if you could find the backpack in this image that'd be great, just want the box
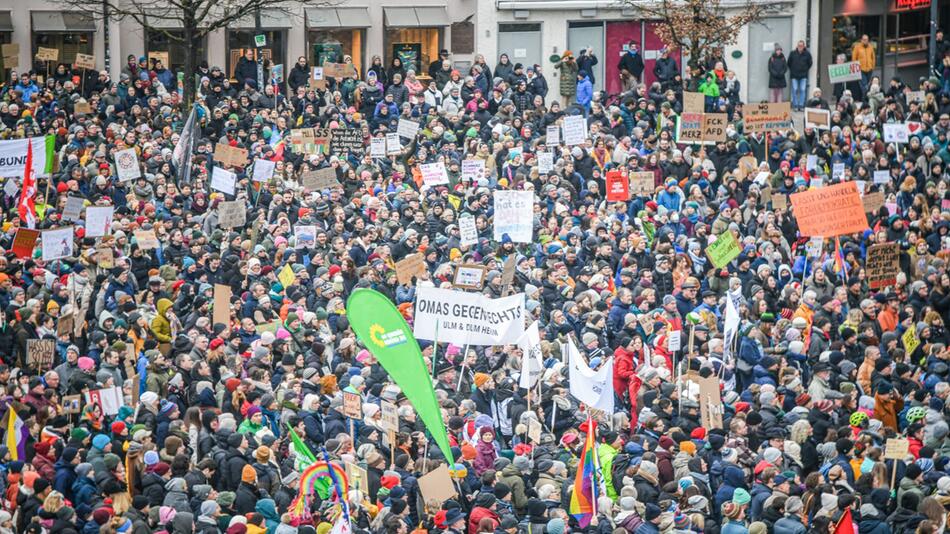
[610,453,633,494]
[211,446,229,487]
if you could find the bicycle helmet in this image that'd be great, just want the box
[849,411,868,427]
[906,406,927,423]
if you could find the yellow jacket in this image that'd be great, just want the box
[852,43,875,72]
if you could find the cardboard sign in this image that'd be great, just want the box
[309,67,327,89]
[744,102,792,133]
[345,461,369,493]
[683,91,704,113]
[1,44,18,68]
[395,253,426,285]
[330,128,364,153]
[866,242,899,289]
[605,170,629,201]
[862,191,885,214]
[74,101,92,115]
[453,264,487,290]
[417,464,458,504]
[790,182,867,237]
[629,171,655,196]
[323,62,357,79]
[133,229,159,250]
[676,112,703,143]
[74,53,96,70]
[701,113,727,143]
[148,51,170,68]
[213,284,232,326]
[827,61,862,84]
[500,254,517,291]
[213,143,249,168]
[804,108,831,130]
[884,438,910,460]
[902,324,920,355]
[36,47,59,62]
[706,232,742,269]
[56,310,74,337]
[771,193,787,211]
[27,339,56,370]
[380,400,399,433]
[301,167,339,190]
[342,391,362,419]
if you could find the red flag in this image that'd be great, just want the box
[834,507,855,534]
[17,141,37,228]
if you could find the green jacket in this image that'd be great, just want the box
[597,443,619,500]
[699,77,720,98]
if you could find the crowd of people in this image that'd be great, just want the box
[0,25,949,534]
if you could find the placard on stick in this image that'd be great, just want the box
[417,464,458,504]
[74,53,96,70]
[380,400,399,433]
[36,47,59,62]
[866,242,899,290]
[697,374,723,429]
[884,438,909,460]
[27,339,56,370]
[342,391,362,419]
[213,143,249,168]
[345,461,369,493]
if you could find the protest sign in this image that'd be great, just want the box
[213,143,248,168]
[277,265,295,289]
[805,237,824,257]
[12,229,39,259]
[605,170,629,201]
[323,62,357,79]
[386,133,401,154]
[210,166,236,195]
[906,90,925,103]
[683,91,704,113]
[133,229,159,250]
[453,264,487,290]
[806,155,818,171]
[420,162,449,186]
[294,225,316,249]
[562,115,587,146]
[676,112,703,143]
[697,374,724,429]
[3,178,17,197]
[96,246,114,269]
[114,148,141,181]
[36,47,59,62]
[771,193,787,211]
[370,137,386,158]
[537,151,554,174]
[309,67,326,89]
[546,125,560,146]
[27,339,55,370]
[395,253,426,285]
[902,324,920,355]
[873,170,891,184]
[701,113,727,143]
[461,159,485,183]
[213,284,232,326]
[270,63,283,83]
[1,45,16,69]
[790,181,867,237]
[74,101,92,115]
[668,330,682,351]
[330,128,364,153]
[629,171,655,196]
[87,386,122,416]
[85,206,114,237]
[380,400,399,433]
[884,438,910,460]
[493,190,534,243]
[252,158,275,182]
[397,119,420,139]
[865,242,899,289]
[62,196,84,222]
[744,102,792,133]
[706,232,742,268]
[417,464,457,505]
[804,108,831,129]
[342,391,362,418]
[862,191,885,214]
[42,227,74,261]
[147,51,170,69]
[0,136,53,178]
[414,286,525,346]
[811,176,825,188]
[883,123,909,143]
[831,163,845,182]
[74,53,96,70]
[345,461,369,495]
[518,321,543,389]
[218,200,247,228]
[301,167,339,190]
[500,254,517,293]
[827,61,862,83]
[459,215,478,247]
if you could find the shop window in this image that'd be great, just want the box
[384,28,441,75]
[831,15,881,61]
[33,32,92,71]
[227,30,286,81]
[146,30,208,74]
[308,29,363,76]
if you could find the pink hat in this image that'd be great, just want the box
[78,357,95,371]
[356,349,371,363]
[275,328,291,340]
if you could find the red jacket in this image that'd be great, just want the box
[468,506,499,534]
[613,346,636,396]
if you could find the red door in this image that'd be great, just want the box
[605,20,641,97]
[643,21,682,89]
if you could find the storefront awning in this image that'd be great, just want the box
[231,11,293,29]
[0,12,13,32]
[32,12,96,32]
[306,7,371,28]
[384,7,450,27]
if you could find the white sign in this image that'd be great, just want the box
[906,90,925,103]
[811,176,824,188]
[537,151,554,174]
[493,190,534,243]
[566,337,614,413]
[252,158,275,182]
[85,206,114,238]
[827,61,862,84]
[386,133,402,155]
[806,155,818,171]
[832,163,845,181]
[518,321,544,389]
[397,119,420,139]
[0,136,50,178]
[804,108,831,130]
[668,330,682,351]
[459,215,478,247]
[114,148,141,182]
[62,196,84,222]
[722,287,743,366]
[546,125,560,146]
[370,137,386,158]
[873,170,891,184]
[294,225,316,249]
[420,162,449,186]
[41,227,74,261]
[461,159,485,183]
[3,179,17,197]
[883,123,909,144]
[805,237,824,257]
[562,115,587,146]
[211,166,236,195]
[413,286,526,346]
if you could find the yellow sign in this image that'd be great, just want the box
[277,264,295,289]
[902,324,920,355]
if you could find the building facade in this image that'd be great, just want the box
[1,0,938,104]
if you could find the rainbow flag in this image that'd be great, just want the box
[834,237,849,280]
[569,417,600,527]
[5,407,28,461]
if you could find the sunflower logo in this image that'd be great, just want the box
[369,324,386,348]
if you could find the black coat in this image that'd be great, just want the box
[787,49,813,79]
[768,54,788,88]
[618,51,645,79]
[235,57,259,86]
[288,64,311,92]
[234,481,262,515]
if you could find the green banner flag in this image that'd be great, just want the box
[705,231,742,269]
[346,288,453,462]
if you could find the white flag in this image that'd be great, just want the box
[722,288,743,364]
[518,321,544,389]
[567,337,614,414]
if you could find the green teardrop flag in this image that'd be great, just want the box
[346,289,453,462]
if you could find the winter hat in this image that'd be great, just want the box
[92,434,111,450]
[144,450,159,466]
[242,465,257,483]
[733,488,751,506]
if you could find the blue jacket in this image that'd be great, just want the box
[576,75,593,109]
[607,301,631,336]
[14,81,40,102]
[53,461,78,501]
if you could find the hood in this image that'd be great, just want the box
[157,298,173,316]
[255,498,279,521]
[723,465,745,487]
[165,477,187,492]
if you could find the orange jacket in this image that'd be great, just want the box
[852,43,876,72]
[874,392,904,431]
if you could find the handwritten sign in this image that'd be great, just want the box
[323,62,357,79]
[301,167,339,190]
[380,400,399,433]
[330,128,364,153]
[133,229,159,250]
[562,115,587,146]
[36,47,59,62]
[461,159,485,183]
[744,102,792,133]
[546,125,560,146]
[790,181,867,237]
[213,143,249,168]
[884,438,910,460]
[74,53,96,70]
[701,113,727,143]
[420,162,449,186]
[27,339,56,370]
[395,253,426,285]
[706,232,742,269]
[218,200,247,228]
[342,391,362,418]
[862,191,885,214]
[676,112,703,143]
[827,61,862,84]
[771,193,787,211]
[866,242,899,289]
[397,119,420,139]
[683,91,704,113]
[629,171,655,196]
